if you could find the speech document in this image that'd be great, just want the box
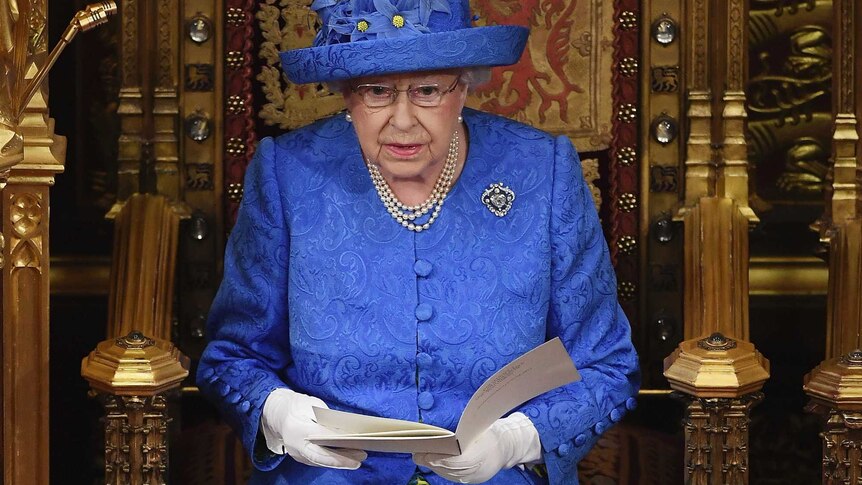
[308,337,580,455]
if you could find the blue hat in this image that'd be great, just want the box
[281,0,529,84]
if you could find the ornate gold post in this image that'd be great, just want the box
[680,0,714,211]
[3,2,58,483]
[665,333,769,483]
[804,349,862,483]
[1,3,116,483]
[81,331,189,485]
[802,1,862,482]
[113,0,181,203]
[664,0,768,483]
[819,0,862,360]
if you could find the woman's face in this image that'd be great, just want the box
[343,70,468,183]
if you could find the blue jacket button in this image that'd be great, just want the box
[625,397,637,410]
[610,408,623,422]
[218,382,231,397]
[201,368,215,380]
[557,442,572,457]
[227,391,242,404]
[574,433,587,446]
[414,260,433,277]
[594,421,606,435]
[418,391,435,410]
[239,401,251,413]
[415,303,433,321]
[417,352,433,368]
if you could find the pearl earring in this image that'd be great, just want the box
[345,112,353,122]
[457,114,463,123]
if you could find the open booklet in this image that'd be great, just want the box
[308,337,580,455]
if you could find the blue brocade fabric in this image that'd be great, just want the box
[197,108,641,485]
[281,25,529,84]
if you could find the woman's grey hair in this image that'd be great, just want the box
[458,67,492,91]
[326,66,492,94]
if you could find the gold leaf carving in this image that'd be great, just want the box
[122,0,138,86]
[11,240,39,268]
[747,3,833,204]
[581,157,601,211]
[10,192,41,237]
[255,0,343,129]
[28,0,47,55]
[157,0,172,88]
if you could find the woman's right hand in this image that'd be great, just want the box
[261,388,367,469]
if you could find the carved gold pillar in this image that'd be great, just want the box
[664,0,768,483]
[115,0,181,203]
[1,0,64,483]
[716,0,757,224]
[81,331,189,485]
[803,1,862,482]
[665,334,768,484]
[819,0,862,360]
[804,348,862,483]
[680,0,714,210]
[2,141,62,485]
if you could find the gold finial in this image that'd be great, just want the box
[115,330,156,349]
[697,332,737,351]
[840,349,862,367]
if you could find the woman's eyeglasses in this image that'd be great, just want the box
[351,78,460,108]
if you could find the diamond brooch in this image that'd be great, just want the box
[482,182,515,217]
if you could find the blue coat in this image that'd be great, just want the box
[197,108,640,485]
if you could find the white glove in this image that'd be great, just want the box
[412,412,542,484]
[261,388,367,469]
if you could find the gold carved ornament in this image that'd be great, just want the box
[255,0,343,129]
[747,8,833,202]
[82,331,190,484]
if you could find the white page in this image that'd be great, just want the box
[454,337,580,448]
[310,407,459,454]
[309,433,461,455]
[313,407,450,435]
[308,337,579,455]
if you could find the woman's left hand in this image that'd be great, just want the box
[412,412,542,484]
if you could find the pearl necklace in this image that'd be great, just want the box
[367,131,459,232]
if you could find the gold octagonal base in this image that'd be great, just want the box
[804,350,862,411]
[81,331,190,396]
[664,333,770,398]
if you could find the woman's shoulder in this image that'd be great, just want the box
[463,108,555,145]
[463,109,562,178]
[266,113,355,158]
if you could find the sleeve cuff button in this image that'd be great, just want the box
[594,421,606,434]
[218,382,231,397]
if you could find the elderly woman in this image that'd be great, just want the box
[197,1,640,484]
